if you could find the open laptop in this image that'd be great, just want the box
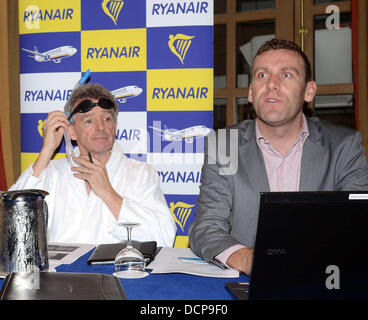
[228,191,368,300]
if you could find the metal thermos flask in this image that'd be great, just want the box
[0,189,49,273]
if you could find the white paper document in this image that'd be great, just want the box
[47,242,95,270]
[147,247,239,278]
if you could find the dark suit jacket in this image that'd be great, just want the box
[189,117,368,264]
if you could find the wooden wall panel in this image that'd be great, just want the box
[358,0,368,154]
[0,0,20,188]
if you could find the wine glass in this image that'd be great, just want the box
[113,222,148,279]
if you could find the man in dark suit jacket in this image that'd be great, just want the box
[189,39,368,275]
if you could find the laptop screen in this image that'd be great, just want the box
[249,191,368,300]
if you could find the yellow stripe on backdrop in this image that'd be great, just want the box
[19,0,81,34]
[81,29,147,72]
[21,152,66,173]
[147,68,213,111]
[174,236,189,248]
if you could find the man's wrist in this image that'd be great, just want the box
[215,244,247,268]
[32,149,54,177]
[226,247,254,275]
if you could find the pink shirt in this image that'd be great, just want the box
[216,115,309,267]
[255,114,309,192]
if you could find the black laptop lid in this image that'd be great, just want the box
[249,191,368,300]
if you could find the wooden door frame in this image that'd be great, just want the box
[0,0,20,188]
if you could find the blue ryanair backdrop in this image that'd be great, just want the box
[20,32,81,73]
[90,71,147,112]
[19,0,213,248]
[147,26,213,69]
[81,0,146,29]
[147,111,212,153]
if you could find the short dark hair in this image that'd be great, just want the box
[65,83,119,122]
[253,39,312,82]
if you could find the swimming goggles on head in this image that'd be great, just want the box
[67,97,116,122]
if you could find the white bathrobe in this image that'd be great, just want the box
[10,142,177,247]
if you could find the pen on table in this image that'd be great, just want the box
[88,152,93,163]
[178,257,204,261]
[178,257,206,264]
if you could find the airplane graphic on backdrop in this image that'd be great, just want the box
[22,45,77,63]
[149,124,211,143]
[111,85,142,103]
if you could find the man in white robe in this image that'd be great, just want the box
[10,83,177,247]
